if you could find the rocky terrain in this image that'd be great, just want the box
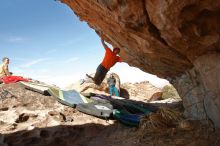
[120,81,162,101]
[66,74,164,102]
[0,82,220,146]
[61,0,220,128]
[0,0,219,145]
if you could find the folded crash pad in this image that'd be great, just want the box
[20,81,52,95]
[113,109,142,127]
[112,99,153,127]
[48,87,89,107]
[76,99,113,118]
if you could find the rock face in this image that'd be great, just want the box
[172,54,220,126]
[62,0,220,127]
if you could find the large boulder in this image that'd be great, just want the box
[121,81,162,101]
[62,0,220,127]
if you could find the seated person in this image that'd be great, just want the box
[0,57,12,78]
[0,57,29,84]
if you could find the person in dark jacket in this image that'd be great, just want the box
[107,74,119,96]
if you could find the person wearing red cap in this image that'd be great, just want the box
[87,37,121,85]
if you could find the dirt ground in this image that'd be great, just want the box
[0,83,219,146]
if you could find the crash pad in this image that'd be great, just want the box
[48,87,89,107]
[112,99,153,127]
[90,95,152,114]
[76,99,113,118]
[20,81,52,95]
[113,109,142,126]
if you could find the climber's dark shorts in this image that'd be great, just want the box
[94,64,109,85]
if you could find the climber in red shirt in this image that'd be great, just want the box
[87,37,121,85]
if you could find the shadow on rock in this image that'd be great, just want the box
[120,88,130,99]
[2,123,133,146]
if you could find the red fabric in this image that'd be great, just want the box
[101,47,121,70]
[1,76,29,84]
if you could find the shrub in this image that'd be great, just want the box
[162,85,180,99]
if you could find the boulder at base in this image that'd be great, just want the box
[66,73,120,96]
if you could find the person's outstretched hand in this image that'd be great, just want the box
[101,37,105,44]
[100,35,104,40]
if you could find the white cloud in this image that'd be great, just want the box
[111,63,170,88]
[13,58,28,61]
[59,34,89,47]
[43,63,170,89]
[45,49,57,54]
[6,36,27,43]
[65,57,79,63]
[12,62,170,89]
[59,38,82,47]
[21,58,49,68]
[12,67,24,75]
[12,67,49,76]
[37,75,83,88]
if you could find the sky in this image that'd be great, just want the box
[0,0,170,88]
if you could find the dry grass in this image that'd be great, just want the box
[133,108,220,146]
[139,107,184,131]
